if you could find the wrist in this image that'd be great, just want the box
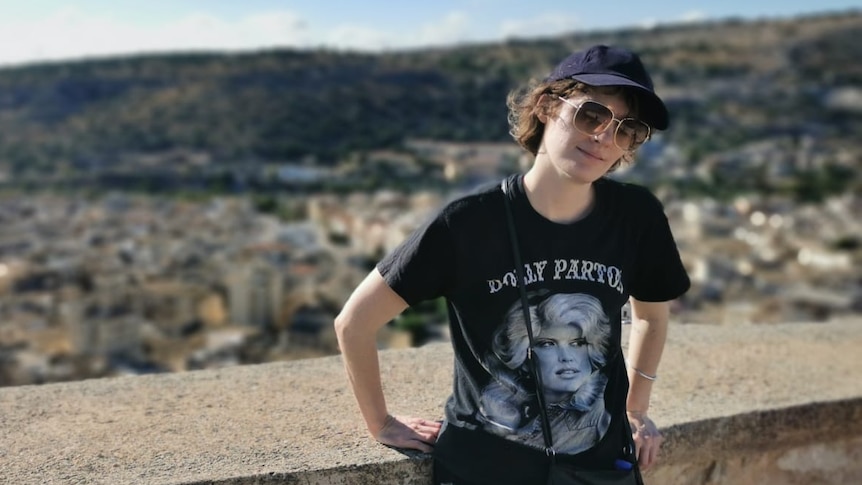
[367,412,393,437]
[375,413,396,436]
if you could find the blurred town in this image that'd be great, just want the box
[1,136,859,387]
[1,11,861,386]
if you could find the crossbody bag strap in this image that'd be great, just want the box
[500,178,556,459]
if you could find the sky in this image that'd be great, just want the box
[0,0,859,67]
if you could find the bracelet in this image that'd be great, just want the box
[631,366,658,381]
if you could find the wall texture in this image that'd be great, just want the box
[1,319,861,484]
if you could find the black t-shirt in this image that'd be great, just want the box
[378,174,690,484]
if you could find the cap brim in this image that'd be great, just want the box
[570,73,669,130]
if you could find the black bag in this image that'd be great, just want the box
[543,416,642,484]
[501,179,644,485]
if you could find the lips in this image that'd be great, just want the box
[556,368,580,377]
[577,146,603,161]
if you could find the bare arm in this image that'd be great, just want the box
[625,297,670,470]
[334,268,441,452]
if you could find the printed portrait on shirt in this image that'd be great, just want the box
[477,292,612,454]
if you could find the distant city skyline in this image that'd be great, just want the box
[0,0,859,68]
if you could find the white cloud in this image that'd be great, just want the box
[416,11,470,46]
[326,11,472,52]
[152,11,311,51]
[0,6,126,64]
[679,10,708,23]
[638,18,659,29]
[326,24,394,51]
[0,7,315,66]
[0,6,586,66]
[499,13,580,39]
[639,10,708,29]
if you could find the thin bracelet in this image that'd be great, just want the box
[631,366,658,381]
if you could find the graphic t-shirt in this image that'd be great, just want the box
[378,174,690,484]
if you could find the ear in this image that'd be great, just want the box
[536,94,550,123]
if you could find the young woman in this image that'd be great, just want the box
[335,44,690,484]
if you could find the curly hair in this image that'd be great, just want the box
[492,292,611,374]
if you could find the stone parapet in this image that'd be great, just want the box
[1,319,861,484]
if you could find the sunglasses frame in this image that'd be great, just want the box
[556,96,651,151]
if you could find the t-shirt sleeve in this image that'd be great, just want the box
[628,193,690,302]
[377,211,455,306]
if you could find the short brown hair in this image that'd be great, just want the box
[507,80,643,170]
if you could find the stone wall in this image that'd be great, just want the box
[1,319,860,484]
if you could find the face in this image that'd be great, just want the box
[532,320,593,403]
[537,91,632,185]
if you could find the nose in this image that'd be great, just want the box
[592,129,612,144]
[557,346,573,362]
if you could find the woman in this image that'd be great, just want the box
[335,44,690,484]
[479,293,612,456]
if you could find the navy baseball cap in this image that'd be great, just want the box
[546,45,669,130]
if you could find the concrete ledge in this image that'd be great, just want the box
[2,319,861,484]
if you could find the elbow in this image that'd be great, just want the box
[333,311,351,342]
[334,310,365,348]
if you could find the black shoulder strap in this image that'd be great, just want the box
[501,178,645,484]
[500,178,556,457]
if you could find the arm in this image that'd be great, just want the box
[334,268,441,452]
[625,297,670,470]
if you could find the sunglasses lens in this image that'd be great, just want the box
[569,98,650,150]
[616,120,650,150]
[573,101,613,135]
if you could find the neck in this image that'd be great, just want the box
[522,169,596,224]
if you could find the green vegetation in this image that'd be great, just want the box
[0,11,859,201]
[393,297,448,346]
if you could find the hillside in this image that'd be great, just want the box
[0,10,859,196]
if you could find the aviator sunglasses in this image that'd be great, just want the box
[557,96,651,151]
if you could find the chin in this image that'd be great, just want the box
[561,157,610,177]
[560,168,605,186]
